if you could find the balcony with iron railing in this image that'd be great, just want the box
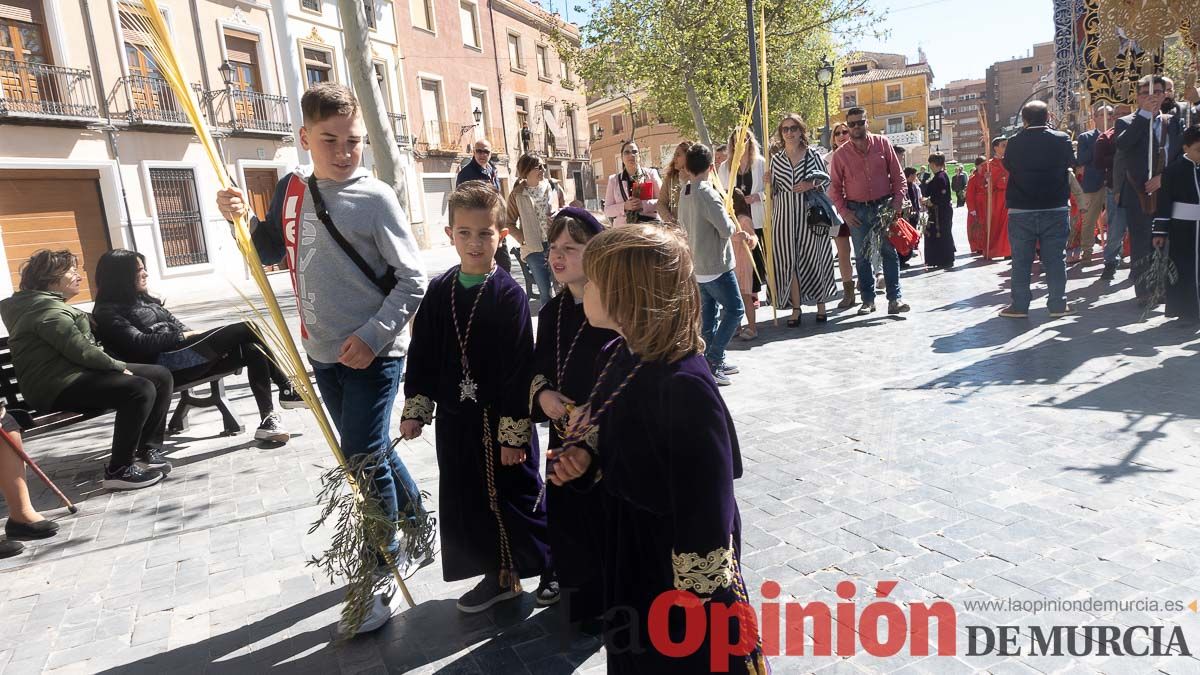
[0,59,100,124]
[417,121,505,155]
[520,133,587,160]
[388,112,412,147]
[202,87,291,136]
[108,75,191,128]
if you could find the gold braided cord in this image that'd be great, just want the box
[481,408,520,591]
[126,1,415,610]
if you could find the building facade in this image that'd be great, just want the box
[837,51,934,166]
[0,0,588,306]
[932,78,988,163]
[985,41,1055,138]
[0,0,298,304]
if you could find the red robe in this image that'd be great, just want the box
[965,168,984,253]
[971,159,1010,259]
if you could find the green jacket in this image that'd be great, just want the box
[0,290,126,411]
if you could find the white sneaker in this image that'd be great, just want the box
[338,577,397,636]
[254,412,290,443]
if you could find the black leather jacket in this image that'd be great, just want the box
[92,297,189,364]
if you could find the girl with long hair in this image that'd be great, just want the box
[659,140,693,225]
[827,121,857,307]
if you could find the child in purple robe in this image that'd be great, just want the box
[529,208,617,628]
[550,224,768,674]
[400,182,552,613]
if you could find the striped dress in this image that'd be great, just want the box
[770,148,838,308]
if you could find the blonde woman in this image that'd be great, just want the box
[718,130,768,305]
[658,141,693,225]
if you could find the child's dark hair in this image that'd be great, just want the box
[1182,124,1200,148]
[904,167,918,177]
[301,83,359,125]
[929,153,946,167]
[548,214,596,246]
[731,189,751,220]
[685,143,713,176]
[448,181,503,228]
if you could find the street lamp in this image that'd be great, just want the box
[815,55,835,150]
[472,106,483,124]
[217,60,237,129]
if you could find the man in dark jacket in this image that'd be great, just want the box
[1074,105,1113,264]
[455,138,511,272]
[1114,75,1169,302]
[1000,100,1076,319]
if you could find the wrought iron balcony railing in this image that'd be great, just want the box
[0,59,100,122]
[111,75,190,125]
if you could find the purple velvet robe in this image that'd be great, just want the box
[583,342,767,674]
[530,290,618,622]
[401,267,550,583]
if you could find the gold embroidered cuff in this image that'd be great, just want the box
[401,394,435,425]
[529,374,551,412]
[672,536,735,596]
[498,416,532,447]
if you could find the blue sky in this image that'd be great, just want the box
[540,0,1057,87]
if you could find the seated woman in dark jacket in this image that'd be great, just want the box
[91,249,300,444]
[0,250,172,491]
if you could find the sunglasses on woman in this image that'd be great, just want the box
[834,130,849,137]
[781,125,802,134]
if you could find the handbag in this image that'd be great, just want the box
[305,174,397,295]
[806,202,834,236]
[889,217,922,258]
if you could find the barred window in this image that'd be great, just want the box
[149,168,209,267]
[301,0,320,11]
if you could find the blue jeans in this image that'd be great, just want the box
[522,251,554,302]
[1008,209,1069,312]
[1103,190,1127,265]
[847,202,901,302]
[311,356,422,558]
[698,270,745,368]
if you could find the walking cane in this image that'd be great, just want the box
[0,427,78,514]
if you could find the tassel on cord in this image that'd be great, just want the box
[127,1,417,634]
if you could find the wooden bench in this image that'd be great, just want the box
[0,337,246,440]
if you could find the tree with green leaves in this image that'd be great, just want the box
[548,0,883,147]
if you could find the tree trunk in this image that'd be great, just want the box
[336,0,422,244]
[683,71,711,146]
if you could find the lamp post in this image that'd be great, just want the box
[217,60,237,130]
[462,106,483,153]
[816,55,835,150]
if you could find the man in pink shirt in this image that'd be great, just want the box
[829,107,911,315]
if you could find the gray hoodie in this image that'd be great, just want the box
[250,168,427,364]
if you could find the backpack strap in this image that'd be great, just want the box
[306,174,396,296]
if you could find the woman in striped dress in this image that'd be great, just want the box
[769,114,838,326]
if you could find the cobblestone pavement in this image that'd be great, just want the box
[3,208,1200,674]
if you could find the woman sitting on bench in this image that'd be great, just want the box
[0,250,172,491]
[92,249,302,445]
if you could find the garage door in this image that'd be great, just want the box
[0,169,111,303]
[422,176,454,233]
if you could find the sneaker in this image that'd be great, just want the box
[278,386,309,410]
[718,363,739,375]
[135,447,173,475]
[1048,305,1077,318]
[536,578,561,606]
[887,301,910,315]
[338,574,398,636]
[857,303,876,316]
[1100,263,1117,281]
[711,368,732,387]
[999,306,1029,318]
[103,464,164,491]
[456,575,520,614]
[254,413,291,443]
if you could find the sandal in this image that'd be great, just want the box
[815,313,828,323]
[738,329,758,341]
[786,311,802,328]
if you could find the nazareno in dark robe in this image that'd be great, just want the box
[529,289,619,623]
[1153,154,1200,322]
[575,341,767,675]
[401,267,550,586]
[924,169,957,268]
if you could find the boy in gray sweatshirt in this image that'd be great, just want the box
[216,83,427,635]
[677,143,746,386]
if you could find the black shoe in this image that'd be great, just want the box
[254,412,291,443]
[278,386,309,410]
[1100,263,1117,281]
[0,539,22,559]
[135,447,173,475]
[103,464,164,491]
[456,575,520,613]
[5,519,59,541]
